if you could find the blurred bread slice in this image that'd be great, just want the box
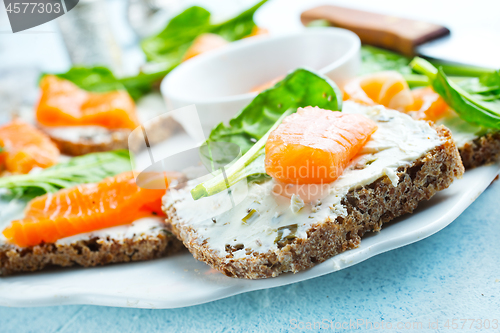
[38,94,180,156]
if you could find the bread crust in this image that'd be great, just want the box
[459,132,500,169]
[164,126,464,279]
[47,129,130,156]
[40,116,180,156]
[0,230,184,276]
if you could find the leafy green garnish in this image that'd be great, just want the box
[46,66,170,101]
[210,1,266,41]
[411,57,500,129]
[360,45,413,76]
[141,6,211,64]
[141,0,267,62]
[54,67,123,93]
[0,150,132,198]
[208,68,342,154]
[191,69,342,200]
[359,45,494,88]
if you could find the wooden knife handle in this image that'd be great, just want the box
[301,5,449,57]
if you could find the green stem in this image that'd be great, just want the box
[191,110,293,200]
[404,74,430,88]
[405,73,474,88]
[429,60,495,77]
[410,57,438,80]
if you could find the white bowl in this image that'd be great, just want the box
[161,27,361,138]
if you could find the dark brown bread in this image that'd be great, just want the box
[0,229,183,276]
[458,132,500,169]
[164,126,464,279]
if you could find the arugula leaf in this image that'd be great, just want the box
[411,57,500,129]
[191,69,342,200]
[208,68,342,154]
[141,0,267,62]
[0,150,132,198]
[0,146,4,153]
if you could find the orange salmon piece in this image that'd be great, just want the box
[36,75,139,130]
[343,71,414,112]
[250,76,284,93]
[408,86,449,122]
[2,171,177,247]
[0,120,59,174]
[182,33,228,62]
[244,26,269,38]
[265,107,378,184]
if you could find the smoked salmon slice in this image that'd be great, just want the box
[265,107,378,184]
[343,72,450,122]
[408,86,449,122]
[36,75,139,130]
[2,171,177,247]
[343,71,414,112]
[0,120,59,174]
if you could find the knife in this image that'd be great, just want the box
[301,5,500,69]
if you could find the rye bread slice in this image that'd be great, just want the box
[0,221,184,276]
[163,126,464,279]
[458,132,500,169]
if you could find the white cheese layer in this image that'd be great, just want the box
[165,102,445,259]
[42,126,130,143]
[436,112,489,148]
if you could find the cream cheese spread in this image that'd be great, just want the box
[436,112,488,148]
[165,102,445,259]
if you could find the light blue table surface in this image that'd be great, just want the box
[1,179,499,332]
[1,0,500,332]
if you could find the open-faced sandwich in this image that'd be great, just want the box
[162,69,464,279]
[0,151,183,275]
[35,74,179,156]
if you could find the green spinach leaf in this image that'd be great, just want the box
[360,45,412,76]
[141,0,267,62]
[53,66,123,92]
[411,57,500,129]
[141,6,212,63]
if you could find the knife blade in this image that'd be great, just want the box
[301,5,500,69]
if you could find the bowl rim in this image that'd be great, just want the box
[160,27,361,105]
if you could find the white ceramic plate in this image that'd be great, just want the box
[0,163,498,309]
